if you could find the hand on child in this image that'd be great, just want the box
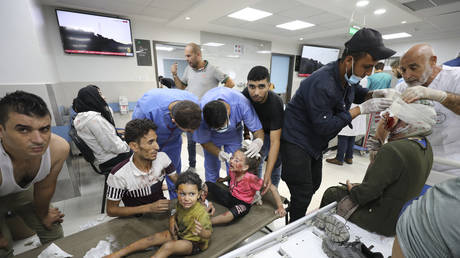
[149,199,170,213]
[169,221,179,240]
[206,202,216,216]
[275,207,287,218]
[217,177,228,183]
[192,219,203,236]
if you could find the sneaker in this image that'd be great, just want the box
[312,213,350,243]
[322,238,384,258]
[345,158,353,164]
[183,167,196,173]
[322,238,366,258]
[326,158,343,166]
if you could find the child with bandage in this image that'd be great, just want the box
[106,171,212,258]
[205,148,286,225]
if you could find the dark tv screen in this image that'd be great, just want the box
[56,9,134,56]
[299,45,340,77]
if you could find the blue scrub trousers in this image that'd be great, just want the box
[161,138,182,199]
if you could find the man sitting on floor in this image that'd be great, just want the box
[105,119,178,217]
[320,98,436,236]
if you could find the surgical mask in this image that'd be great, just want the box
[213,116,231,133]
[344,58,362,85]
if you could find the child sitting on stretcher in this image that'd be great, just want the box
[106,171,212,258]
[205,148,286,225]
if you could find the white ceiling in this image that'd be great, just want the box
[40,0,460,47]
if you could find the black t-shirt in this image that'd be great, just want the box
[242,88,284,134]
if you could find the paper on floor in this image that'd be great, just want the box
[38,243,73,258]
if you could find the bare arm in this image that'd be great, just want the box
[171,63,186,90]
[33,134,69,226]
[168,173,178,184]
[106,199,170,217]
[349,106,362,119]
[261,129,281,195]
[269,184,286,217]
[201,142,221,157]
[441,92,460,115]
[252,129,264,141]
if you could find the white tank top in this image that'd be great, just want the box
[0,142,51,196]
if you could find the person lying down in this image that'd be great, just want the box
[205,148,286,225]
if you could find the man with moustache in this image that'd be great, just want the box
[0,91,69,257]
[398,44,460,176]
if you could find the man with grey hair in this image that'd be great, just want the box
[398,43,460,176]
[171,42,235,173]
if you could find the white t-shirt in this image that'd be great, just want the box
[397,65,460,176]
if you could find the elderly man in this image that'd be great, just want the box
[171,43,234,174]
[0,91,69,257]
[398,44,460,176]
[281,28,396,222]
[320,98,436,236]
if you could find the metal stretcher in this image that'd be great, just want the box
[15,190,285,258]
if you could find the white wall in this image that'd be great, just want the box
[387,36,460,64]
[0,0,57,84]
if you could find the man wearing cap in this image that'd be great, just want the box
[281,28,396,222]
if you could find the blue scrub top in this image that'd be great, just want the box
[194,87,262,146]
[132,88,199,148]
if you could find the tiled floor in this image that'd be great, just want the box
[12,134,369,255]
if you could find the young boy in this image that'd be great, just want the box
[106,171,212,257]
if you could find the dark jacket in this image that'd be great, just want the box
[349,137,433,236]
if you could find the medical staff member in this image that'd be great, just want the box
[282,28,396,222]
[132,88,201,198]
[194,87,264,182]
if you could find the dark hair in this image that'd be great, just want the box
[124,119,158,144]
[374,62,385,70]
[390,59,400,69]
[171,101,201,130]
[247,66,270,82]
[203,100,227,129]
[238,148,261,176]
[175,171,202,191]
[72,85,115,127]
[0,91,50,126]
[340,50,370,63]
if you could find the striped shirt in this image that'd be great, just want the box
[106,152,175,207]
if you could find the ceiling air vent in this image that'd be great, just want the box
[403,0,460,11]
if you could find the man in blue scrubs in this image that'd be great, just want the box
[132,88,201,198]
[194,87,264,182]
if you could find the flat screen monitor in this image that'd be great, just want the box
[56,9,134,56]
[299,45,340,77]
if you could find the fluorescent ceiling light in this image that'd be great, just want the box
[374,9,386,15]
[226,54,240,58]
[203,42,225,47]
[299,37,304,40]
[228,7,272,22]
[401,20,407,24]
[356,1,369,7]
[382,32,412,40]
[276,20,315,31]
[256,50,271,54]
[156,46,174,51]
[185,16,191,20]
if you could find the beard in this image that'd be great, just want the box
[406,65,433,87]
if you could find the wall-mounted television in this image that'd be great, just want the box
[298,45,340,77]
[56,9,134,56]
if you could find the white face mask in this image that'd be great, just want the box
[344,58,363,85]
[212,115,230,133]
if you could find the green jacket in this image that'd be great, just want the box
[349,137,433,236]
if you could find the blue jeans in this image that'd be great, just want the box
[335,135,356,162]
[186,132,196,168]
[257,133,281,187]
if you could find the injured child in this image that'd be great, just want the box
[206,148,286,225]
[320,98,437,236]
[105,171,212,258]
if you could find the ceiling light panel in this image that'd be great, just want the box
[203,42,225,47]
[228,7,272,22]
[276,20,315,31]
[374,9,386,15]
[382,32,412,40]
[356,1,369,7]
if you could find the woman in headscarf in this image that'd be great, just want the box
[72,85,131,171]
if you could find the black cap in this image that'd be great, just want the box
[344,28,396,60]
